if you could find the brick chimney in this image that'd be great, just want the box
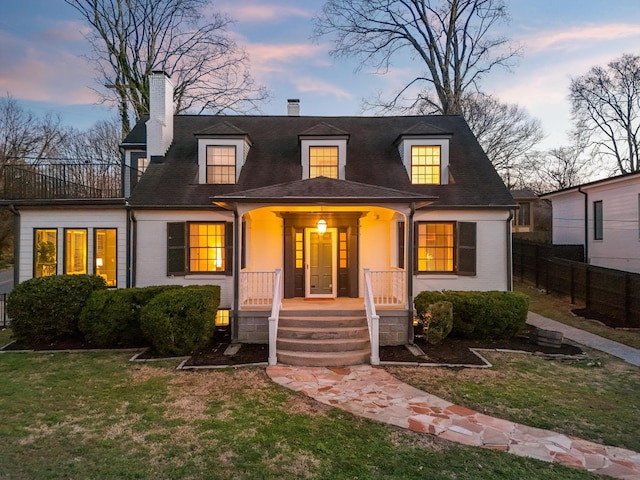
[287,98,300,116]
[146,71,174,158]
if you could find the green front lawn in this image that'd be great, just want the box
[0,350,597,479]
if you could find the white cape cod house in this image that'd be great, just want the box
[4,72,517,365]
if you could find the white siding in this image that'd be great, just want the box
[548,176,640,274]
[412,209,511,294]
[133,210,234,308]
[17,208,127,287]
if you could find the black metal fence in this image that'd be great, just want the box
[513,239,640,328]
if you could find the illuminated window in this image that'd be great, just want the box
[65,229,88,275]
[215,309,230,327]
[416,223,454,272]
[339,232,347,268]
[309,146,339,179]
[295,232,303,269]
[206,145,236,184]
[95,229,117,287]
[411,145,441,184]
[34,229,57,278]
[189,223,226,272]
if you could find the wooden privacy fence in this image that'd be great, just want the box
[513,239,640,328]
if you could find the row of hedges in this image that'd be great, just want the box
[7,275,221,355]
[414,290,529,340]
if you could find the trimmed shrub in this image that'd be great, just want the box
[414,290,529,340]
[79,285,183,347]
[7,275,107,344]
[139,285,220,356]
[422,301,453,345]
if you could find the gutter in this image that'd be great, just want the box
[127,208,137,288]
[232,205,240,343]
[506,209,514,291]
[578,187,588,263]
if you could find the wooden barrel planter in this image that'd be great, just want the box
[532,327,564,348]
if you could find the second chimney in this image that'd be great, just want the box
[147,71,174,158]
[287,98,300,116]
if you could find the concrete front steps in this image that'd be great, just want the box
[276,310,371,367]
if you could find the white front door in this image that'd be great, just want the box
[305,227,337,298]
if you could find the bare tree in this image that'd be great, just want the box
[0,95,66,167]
[537,136,594,192]
[570,53,640,174]
[65,0,268,134]
[315,0,519,114]
[460,93,543,186]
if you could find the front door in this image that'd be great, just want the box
[305,228,337,298]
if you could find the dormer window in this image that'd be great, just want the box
[396,122,451,185]
[207,145,236,184]
[309,146,339,179]
[299,122,349,180]
[195,122,251,185]
[411,145,441,184]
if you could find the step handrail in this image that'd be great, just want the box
[268,268,283,366]
[363,268,380,365]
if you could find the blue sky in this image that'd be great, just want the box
[2,0,640,151]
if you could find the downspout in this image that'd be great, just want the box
[578,187,588,263]
[506,209,514,291]
[232,205,240,343]
[9,204,19,287]
[407,202,416,343]
[127,208,137,288]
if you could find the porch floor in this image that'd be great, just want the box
[241,297,405,311]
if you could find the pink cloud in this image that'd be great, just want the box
[294,76,352,99]
[524,23,640,53]
[217,3,314,22]
[38,21,91,43]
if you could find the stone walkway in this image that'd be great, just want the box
[267,365,640,479]
[527,312,640,367]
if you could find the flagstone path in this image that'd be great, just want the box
[267,364,640,479]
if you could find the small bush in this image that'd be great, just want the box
[79,285,183,347]
[422,301,453,345]
[139,285,220,356]
[414,290,529,340]
[7,275,107,344]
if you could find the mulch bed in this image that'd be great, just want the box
[3,327,583,367]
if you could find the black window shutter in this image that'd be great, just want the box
[397,221,405,269]
[167,222,186,275]
[225,222,234,275]
[457,222,476,276]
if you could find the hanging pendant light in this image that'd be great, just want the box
[317,219,327,234]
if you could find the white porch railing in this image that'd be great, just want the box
[369,268,406,307]
[268,269,283,366]
[239,270,276,307]
[363,268,380,365]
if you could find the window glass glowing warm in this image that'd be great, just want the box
[206,145,236,184]
[309,146,338,179]
[189,223,225,272]
[411,145,441,184]
[34,229,57,278]
[95,229,117,287]
[65,229,87,274]
[416,222,453,272]
[295,232,303,269]
[215,309,230,326]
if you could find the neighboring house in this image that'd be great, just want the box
[3,72,516,363]
[511,189,551,242]
[542,172,640,274]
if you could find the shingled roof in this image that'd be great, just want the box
[124,115,515,209]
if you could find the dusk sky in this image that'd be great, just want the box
[2,0,640,153]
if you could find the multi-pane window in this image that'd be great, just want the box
[34,229,57,278]
[95,229,117,287]
[65,229,87,275]
[517,202,531,226]
[411,145,441,184]
[309,146,339,179]
[339,232,348,269]
[189,223,226,272]
[594,200,603,240]
[215,309,230,327]
[206,145,236,184]
[295,232,304,269]
[416,222,454,272]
